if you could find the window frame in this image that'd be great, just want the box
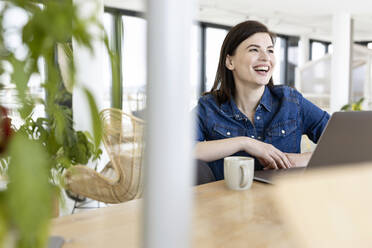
[200,22,230,93]
[103,7,300,100]
[309,39,331,60]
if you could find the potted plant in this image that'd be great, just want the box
[341,97,364,111]
[0,0,116,247]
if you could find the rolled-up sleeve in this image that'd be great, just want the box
[194,100,207,142]
[301,96,330,143]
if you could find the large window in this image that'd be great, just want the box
[0,4,46,128]
[287,36,299,87]
[121,15,147,113]
[273,36,286,84]
[328,44,333,54]
[310,40,330,61]
[103,10,202,112]
[102,12,115,109]
[204,26,228,92]
[311,41,326,60]
[273,35,299,86]
[103,8,301,109]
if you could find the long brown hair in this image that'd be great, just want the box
[205,20,276,105]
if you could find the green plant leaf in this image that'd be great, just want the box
[6,133,52,248]
[9,57,35,119]
[58,42,75,93]
[340,103,351,111]
[83,88,102,149]
[53,108,66,146]
[0,0,106,246]
[0,191,8,246]
[103,35,121,109]
[356,97,365,105]
[341,97,364,111]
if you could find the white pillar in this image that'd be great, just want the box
[72,0,105,132]
[295,35,310,90]
[299,35,310,68]
[330,13,353,112]
[365,55,372,110]
[144,0,195,248]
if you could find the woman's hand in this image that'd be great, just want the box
[195,137,296,170]
[284,152,312,168]
[242,138,293,170]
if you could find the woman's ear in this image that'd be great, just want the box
[225,55,234,70]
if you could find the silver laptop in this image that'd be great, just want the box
[254,111,372,184]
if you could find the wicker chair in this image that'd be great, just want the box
[64,108,145,203]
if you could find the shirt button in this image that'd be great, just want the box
[258,136,262,140]
[251,135,255,138]
[256,116,261,120]
[281,130,286,134]
[226,131,231,136]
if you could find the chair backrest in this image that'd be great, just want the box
[100,108,145,200]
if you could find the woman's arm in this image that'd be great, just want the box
[301,95,330,143]
[195,137,246,162]
[285,152,312,167]
[195,137,293,169]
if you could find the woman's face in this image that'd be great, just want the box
[225,32,275,88]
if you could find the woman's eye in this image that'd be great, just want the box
[249,48,258,52]
[268,49,274,54]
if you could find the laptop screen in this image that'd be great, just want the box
[307,111,372,168]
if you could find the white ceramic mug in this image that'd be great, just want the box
[224,156,254,190]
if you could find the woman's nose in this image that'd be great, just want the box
[258,51,270,61]
[259,51,270,61]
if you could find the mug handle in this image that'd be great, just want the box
[240,165,249,188]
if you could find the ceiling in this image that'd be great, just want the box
[105,0,372,42]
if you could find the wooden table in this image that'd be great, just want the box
[51,180,293,248]
[52,163,372,248]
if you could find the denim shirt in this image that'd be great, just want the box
[195,85,330,180]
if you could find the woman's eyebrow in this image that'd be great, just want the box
[247,44,260,49]
[247,44,274,49]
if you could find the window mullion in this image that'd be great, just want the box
[111,13,123,109]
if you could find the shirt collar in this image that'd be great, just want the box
[259,86,272,112]
[219,86,272,118]
[219,99,235,118]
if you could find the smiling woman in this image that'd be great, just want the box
[225,32,275,88]
[194,20,330,180]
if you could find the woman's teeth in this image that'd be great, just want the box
[254,66,269,72]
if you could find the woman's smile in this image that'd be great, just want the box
[225,32,276,87]
[253,64,271,76]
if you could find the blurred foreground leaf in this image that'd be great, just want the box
[6,133,52,248]
[83,88,102,149]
